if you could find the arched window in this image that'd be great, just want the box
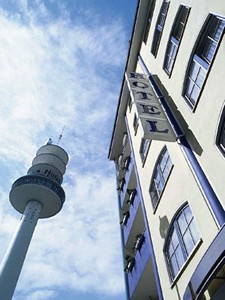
[183,14,225,109]
[164,204,200,280]
[149,146,173,209]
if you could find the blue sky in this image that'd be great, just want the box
[0,0,137,299]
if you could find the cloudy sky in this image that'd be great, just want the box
[0,0,137,299]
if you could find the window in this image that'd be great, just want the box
[143,0,156,43]
[183,14,225,108]
[151,0,170,57]
[164,5,190,75]
[128,96,133,111]
[216,105,225,156]
[140,138,151,163]
[164,205,200,280]
[133,113,139,134]
[149,146,173,209]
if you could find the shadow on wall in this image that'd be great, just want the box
[152,75,203,156]
[159,215,170,239]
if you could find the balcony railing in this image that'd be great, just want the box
[123,191,141,244]
[127,231,152,297]
[119,154,134,209]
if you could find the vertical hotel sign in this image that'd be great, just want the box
[125,72,176,142]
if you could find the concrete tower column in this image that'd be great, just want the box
[0,142,69,299]
[0,201,42,299]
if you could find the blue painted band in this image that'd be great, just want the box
[183,224,225,299]
[125,116,164,300]
[138,54,225,228]
[113,163,130,300]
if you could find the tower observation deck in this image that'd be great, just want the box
[0,142,69,299]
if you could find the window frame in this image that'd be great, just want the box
[163,5,190,76]
[143,0,156,44]
[216,103,225,156]
[149,146,173,210]
[164,204,201,282]
[151,0,170,57]
[139,138,151,165]
[183,14,225,110]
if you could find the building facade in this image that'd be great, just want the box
[108,1,225,299]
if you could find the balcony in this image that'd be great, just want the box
[119,154,136,210]
[127,232,159,299]
[123,190,142,245]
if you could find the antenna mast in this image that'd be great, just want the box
[57,126,65,145]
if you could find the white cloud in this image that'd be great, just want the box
[0,1,128,299]
[24,289,56,300]
[14,174,124,297]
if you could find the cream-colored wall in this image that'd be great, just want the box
[139,0,225,204]
[141,0,225,207]
[124,1,225,297]
[126,95,219,298]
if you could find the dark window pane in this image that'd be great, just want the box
[220,122,225,150]
[151,1,169,56]
[173,6,189,40]
[216,107,225,155]
[164,6,189,75]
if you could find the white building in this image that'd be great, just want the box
[108,1,225,299]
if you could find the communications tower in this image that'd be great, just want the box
[0,140,69,299]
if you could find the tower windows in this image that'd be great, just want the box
[163,5,190,75]
[183,14,225,108]
[151,0,170,57]
[164,204,200,280]
[149,146,173,209]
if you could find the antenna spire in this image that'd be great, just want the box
[57,126,65,145]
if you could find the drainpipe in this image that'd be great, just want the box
[138,54,225,228]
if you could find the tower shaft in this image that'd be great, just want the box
[0,200,42,299]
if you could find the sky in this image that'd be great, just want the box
[0,0,137,299]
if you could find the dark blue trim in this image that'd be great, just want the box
[125,116,164,300]
[138,54,225,228]
[183,225,225,300]
[114,164,130,300]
